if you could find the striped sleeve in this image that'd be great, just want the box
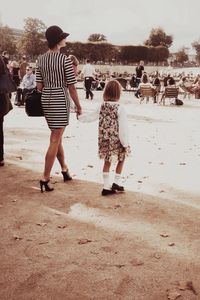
[64,57,77,85]
[36,61,43,83]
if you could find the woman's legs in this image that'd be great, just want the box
[42,128,65,181]
[56,140,68,171]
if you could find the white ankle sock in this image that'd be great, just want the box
[114,173,121,185]
[103,172,110,189]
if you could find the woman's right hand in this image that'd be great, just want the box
[75,105,82,118]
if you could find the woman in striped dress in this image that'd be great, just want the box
[36,25,82,192]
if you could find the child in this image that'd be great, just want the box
[79,79,131,196]
[68,54,79,77]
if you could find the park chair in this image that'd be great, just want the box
[179,84,194,99]
[139,86,157,104]
[159,87,179,105]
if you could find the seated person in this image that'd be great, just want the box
[130,74,137,88]
[161,77,178,104]
[163,73,173,87]
[137,73,157,102]
[192,79,200,98]
[16,66,36,106]
[152,71,161,103]
[178,76,194,94]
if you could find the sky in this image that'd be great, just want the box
[0,0,199,53]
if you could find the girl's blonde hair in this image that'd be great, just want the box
[69,54,79,66]
[103,79,122,101]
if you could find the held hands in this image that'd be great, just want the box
[125,145,131,155]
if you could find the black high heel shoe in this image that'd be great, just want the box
[61,170,72,182]
[40,180,54,193]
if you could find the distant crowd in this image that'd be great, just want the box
[2,51,200,104]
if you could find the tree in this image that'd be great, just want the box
[175,47,188,64]
[17,17,47,57]
[192,40,200,63]
[0,25,16,54]
[88,33,107,42]
[145,27,173,48]
[154,46,169,63]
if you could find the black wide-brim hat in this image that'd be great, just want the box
[45,25,69,49]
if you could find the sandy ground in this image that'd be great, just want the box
[0,89,200,300]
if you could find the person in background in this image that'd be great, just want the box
[160,77,177,105]
[163,73,173,87]
[135,60,144,98]
[0,56,13,167]
[78,79,131,196]
[17,66,36,106]
[36,25,82,192]
[81,59,96,100]
[19,55,28,81]
[152,71,161,103]
[11,61,20,87]
[2,51,9,67]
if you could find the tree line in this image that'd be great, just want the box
[0,17,199,65]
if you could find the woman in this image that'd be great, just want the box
[36,25,82,192]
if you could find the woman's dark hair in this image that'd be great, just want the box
[141,73,148,84]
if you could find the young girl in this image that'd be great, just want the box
[79,79,131,196]
[68,54,79,77]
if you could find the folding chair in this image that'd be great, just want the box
[160,87,179,105]
[139,86,157,104]
[180,85,194,99]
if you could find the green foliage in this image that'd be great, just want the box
[175,48,188,63]
[119,45,169,63]
[145,27,173,48]
[63,41,117,62]
[154,46,169,62]
[0,25,16,54]
[88,33,107,42]
[192,40,200,63]
[17,17,47,56]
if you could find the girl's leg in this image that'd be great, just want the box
[103,160,111,173]
[102,160,112,191]
[115,158,125,174]
[42,128,65,181]
[113,158,125,191]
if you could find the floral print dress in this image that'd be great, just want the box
[98,102,126,162]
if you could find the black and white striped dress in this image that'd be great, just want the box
[36,52,76,130]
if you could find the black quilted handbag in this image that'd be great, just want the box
[25,89,43,117]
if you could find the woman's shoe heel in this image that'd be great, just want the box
[61,170,72,182]
[40,180,54,193]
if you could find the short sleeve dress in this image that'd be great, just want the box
[36,52,76,130]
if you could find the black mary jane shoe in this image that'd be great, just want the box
[61,170,72,182]
[40,180,54,193]
[112,183,125,192]
[101,189,116,196]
